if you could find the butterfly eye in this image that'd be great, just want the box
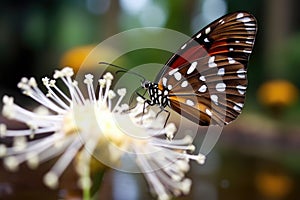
[142,81,150,89]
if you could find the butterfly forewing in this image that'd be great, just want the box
[156,12,257,126]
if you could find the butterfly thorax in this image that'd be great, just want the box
[141,80,169,108]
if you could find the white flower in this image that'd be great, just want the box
[0,67,206,200]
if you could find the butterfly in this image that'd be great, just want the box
[140,11,257,126]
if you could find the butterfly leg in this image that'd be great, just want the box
[135,91,154,124]
[155,107,170,127]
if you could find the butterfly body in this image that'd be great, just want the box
[141,81,170,108]
[142,11,257,126]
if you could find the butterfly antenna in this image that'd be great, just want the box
[99,62,146,82]
[115,69,127,74]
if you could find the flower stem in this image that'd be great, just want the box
[83,185,91,200]
[91,169,106,199]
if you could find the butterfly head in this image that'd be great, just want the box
[141,80,152,89]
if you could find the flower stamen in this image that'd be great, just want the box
[0,67,206,200]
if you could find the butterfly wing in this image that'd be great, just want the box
[156,12,257,126]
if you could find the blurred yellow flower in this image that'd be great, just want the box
[60,45,123,72]
[255,171,293,198]
[258,80,298,110]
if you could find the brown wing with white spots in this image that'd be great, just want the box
[156,12,257,126]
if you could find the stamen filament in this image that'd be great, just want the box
[46,137,82,182]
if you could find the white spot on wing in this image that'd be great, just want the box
[198,85,207,93]
[199,75,206,81]
[168,68,178,76]
[208,56,217,68]
[186,99,195,106]
[174,72,182,81]
[238,17,252,23]
[246,27,256,31]
[237,13,244,19]
[204,38,210,43]
[236,85,247,94]
[210,95,218,105]
[233,105,241,111]
[216,83,226,92]
[233,103,243,112]
[181,43,187,50]
[162,77,167,86]
[196,33,202,38]
[237,85,246,89]
[181,80,188,88]
[237,69,246,78]
[187,62,197,74]
[205,108,212,116]
[217,68,225,76]
[228,57,236,64]
[243,50,252,54]
[167,85,172,90]
[205,27,211,34]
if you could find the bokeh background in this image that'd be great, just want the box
[0,0,300,199]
